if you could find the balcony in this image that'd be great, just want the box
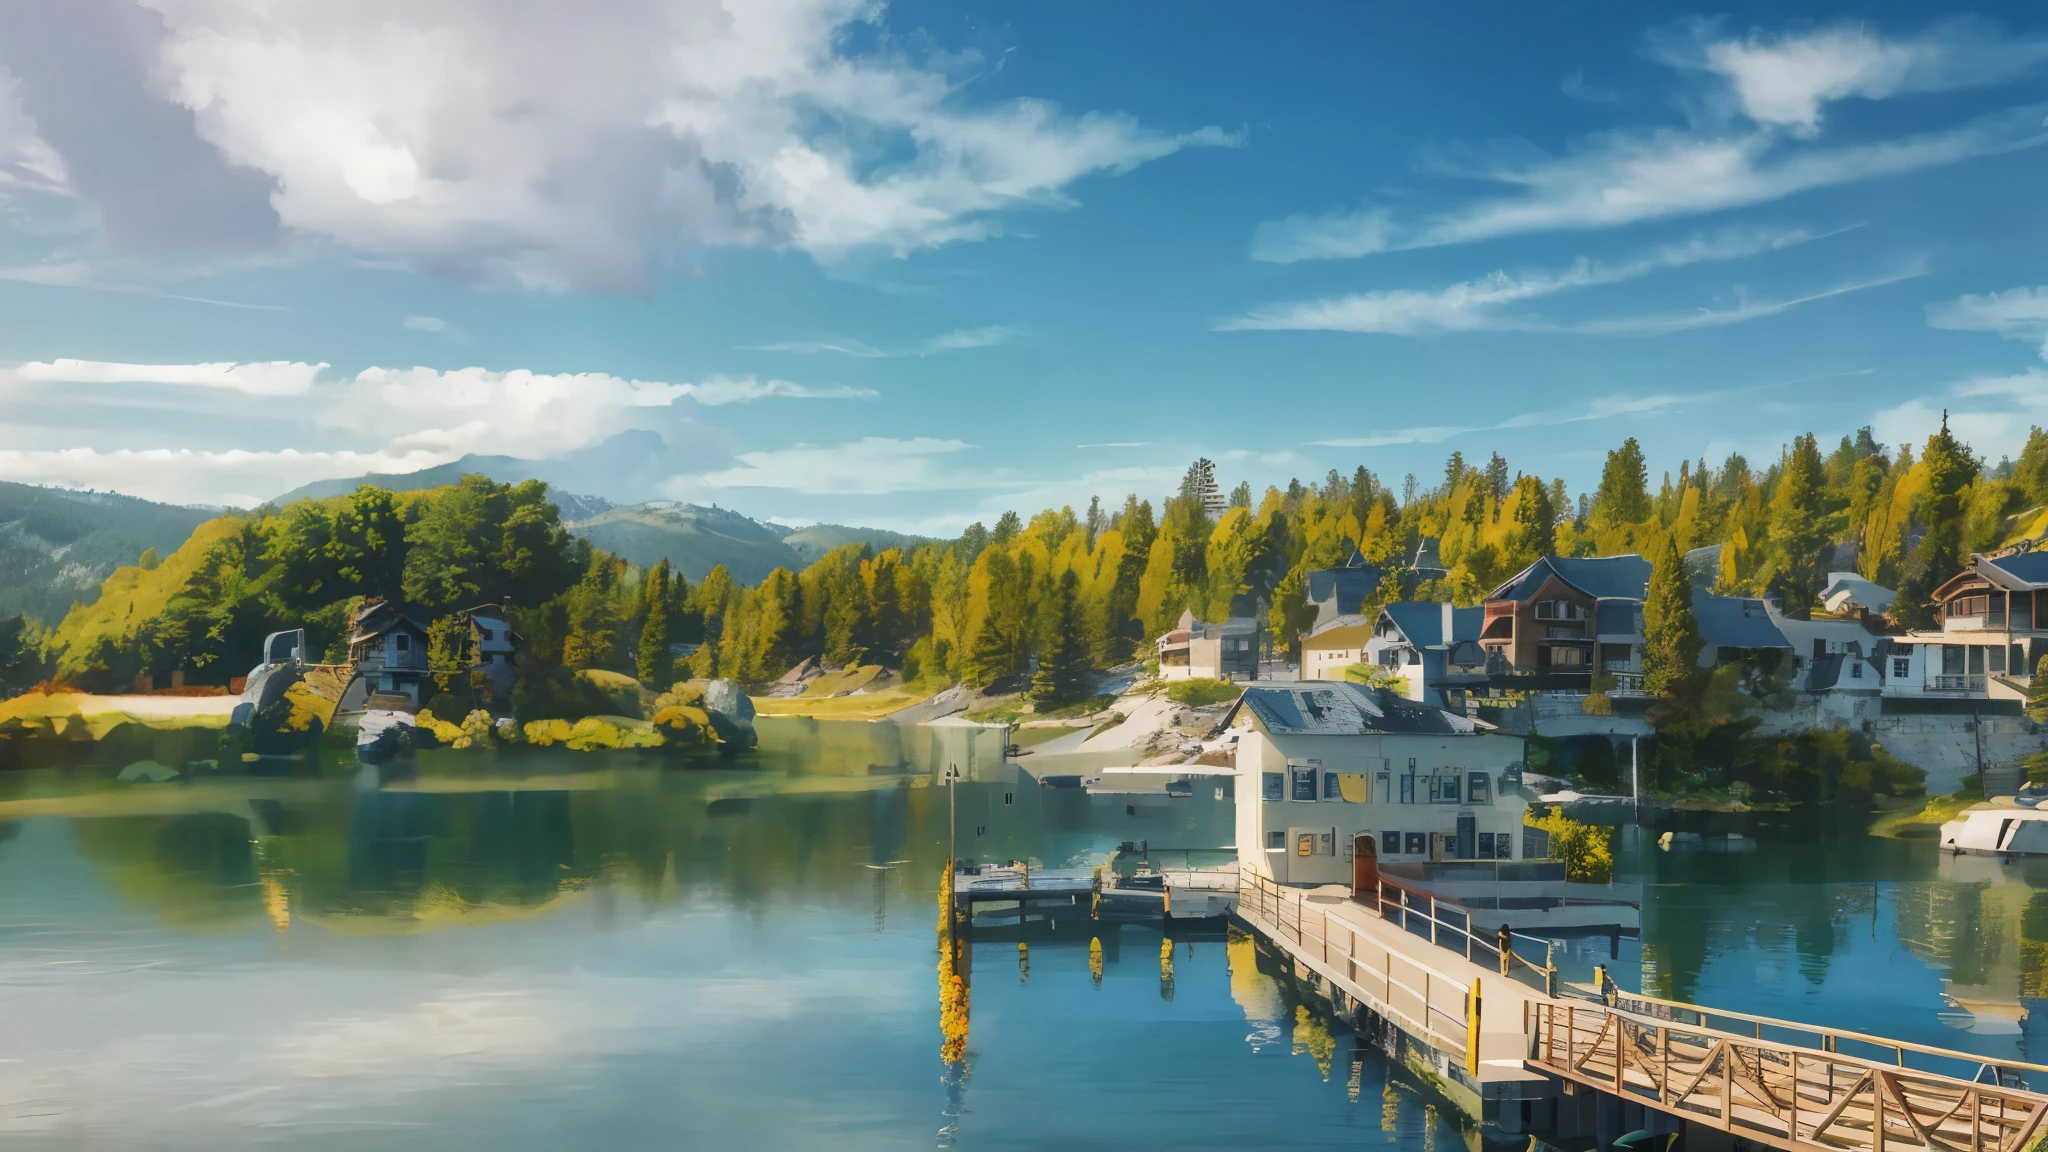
[1930,675,1985,692]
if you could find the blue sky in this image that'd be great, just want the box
[0,1,2044,533]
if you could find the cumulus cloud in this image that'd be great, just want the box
[0,0,1217,289]
[1252,22,2048,262]
[1688,20,2048,136]
[15,357,326,395]
[1927,285,2048,361]
[701,436,1010,495]
[0,358,873,502]
[1221,227,1846,335]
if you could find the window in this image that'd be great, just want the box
[1399,774,1415,804]
[1477,832,1496,858]
[1969,647,1986,675]
[1323,771,1341,800]
[1432,774,1461,803]
[1319,831,1335,856]
[1375,771,1390,803]
[1267,830,1284,850]
[1495,834,1513,860]
[394,633,411,652]
[1405,832,1426,855]
[1546,646,1588,666]
[2015,645,2028,676]
[1989,647,2006,674]
[1850,660,1863,679]
[1381,830,1400,856]
[1466,772,1491,804]
[1261,772,1284,801]
[1535,600,1586,621]
[1290,765,1318,802]
[1943,646,1965,675]
[1990,595,2007,627]
[1893,657,1911,679]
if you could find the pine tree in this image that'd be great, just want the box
[1505,474,1555,566]
[1642,536,1704,711]
[1766,433,1827,619]
[1897,414,1980,629]
[1179,458,1224,518]
[1593,438,1651,527]
[1030,571,1091,709]
[636,560,670,685]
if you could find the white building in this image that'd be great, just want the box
[1885,549,2048,702]
[1225,681,1527,889]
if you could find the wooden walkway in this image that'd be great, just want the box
[1235,874,2048,1152]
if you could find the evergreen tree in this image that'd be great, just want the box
[1896,414,1980,629]
[1179,458,1224,518]
[1029,571,1091,709]
[1084,496,1105,545]
[1483,452,1510,500]
[1642,536,1704,714]
[1505,474,1556,565]
[1766,433,1828,618]
[990,511,1021,544]
[2014,427,2048,508]
[636,560,670,684]
[1593,438,1651,526]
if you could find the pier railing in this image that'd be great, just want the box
[1363,872,1565,996]
[1532,999,2048,1152]
[1238,872,1473,1060]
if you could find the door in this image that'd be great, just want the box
[1352,833,1378,901]
[1456,813,1477,859]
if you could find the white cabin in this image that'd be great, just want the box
[1224,681,1528,888]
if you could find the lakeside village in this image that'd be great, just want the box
[4,426,2048,1144]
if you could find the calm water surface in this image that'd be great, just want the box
[0,723,2043,1149]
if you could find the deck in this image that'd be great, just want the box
[1235,873,2048,1152]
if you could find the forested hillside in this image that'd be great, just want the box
[0,481,216,629]
[17,421,2048,717]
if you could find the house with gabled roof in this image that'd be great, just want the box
[1359,601,1486,709]
[1884,547,2048,702]
[344,598,432,709]
[1478,555,1652,685]
[1304,550,1382,630]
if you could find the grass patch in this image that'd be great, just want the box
[752,685,934,720]
[49,517,251,678]
[798,665,883,698]
[1164,678,1239,707]
[1870,774,1985,840]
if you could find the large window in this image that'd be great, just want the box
[1261,772,1284,801]
[1466,772,1491,804]
[1323,770,1342,800]
[1290,764,1318,802]
[1399,774,1415,804]
[1381,830,1400,856]
[1404,832,1426,855]
[1534,600,1586,621]
[1431,774,1461,803]
[1892,656,1911,679]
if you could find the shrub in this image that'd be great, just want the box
[651,704,717,749]
[1165,678,1238,707]
[1525,808,1614,883]
[564,715,664,751]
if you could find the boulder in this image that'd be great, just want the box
[702,678,758,749]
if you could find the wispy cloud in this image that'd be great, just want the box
[1078,441,1151,449]
[701,436,1016,495]
[15,359,327,397]
[1563,268,1925,336]
[1312,393,1689,448]
[1220,227,1870,336]
[1561,70,1621,105]
[1251,22,2048,263]
[1927,285,2048,360]
[678,376,877,405]
[742,325,1020,358]
[1873,367,2048,463]
[403,315,448,333]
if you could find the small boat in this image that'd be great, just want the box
[2015,784,2048,809]
[1940,802,2048,856]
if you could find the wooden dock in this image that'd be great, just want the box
[1234,873,2048,1152]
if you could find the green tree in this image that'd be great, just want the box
[1029,571,1091,709]
[2013,426,2048,509]
[2029,655,2048,725]
[636,560,671,684]
[329,486,408,598]
[1642,536,1704,716]
[1504,474,1556,568]
[1896,416,1980,629]
[1593,438,1652,527]
[1766,433,1828,619]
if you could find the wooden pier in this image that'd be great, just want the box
[1234,873,2048,1152]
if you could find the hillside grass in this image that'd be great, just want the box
[0,691,237,738]
[48,517,251,677]
[752,685,935,720]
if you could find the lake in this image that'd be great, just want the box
[0,721,2042,1148]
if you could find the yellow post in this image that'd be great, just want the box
[1466,981,1483,1076]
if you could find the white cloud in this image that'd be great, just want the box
[0,445,445,507]
[1927,285,2048,360]
[1251,21,2048,262]
[1693,22,2048,136]
[1221,227,1835,335]
[1871,368,2048,463]
[701,436,1010,495]
[678,375,876,405]
[1312,393,1688,448]
[744,325,1018,358]
[1565,269,1923,336]
[109,0,1219,289]
[15,358,327,396]
[402,314,447,332]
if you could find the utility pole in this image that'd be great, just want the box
[947,761,959,868]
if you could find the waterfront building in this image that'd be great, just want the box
[1224,680,1526,889]
[1884,548,2048,702]
[1477,555,1652,689]
[346,598,432,706]
[1359,601,1486,709]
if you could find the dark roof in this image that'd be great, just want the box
[1191,616,1259,639]
[1378,602,1482,648]
[1490,555,1651,603]
[1683,544,1723,589]
[351,599,430,640]
[1306,563,1382,611]
[1983,551,2048,588]
[1692,592,1791,651]
[1230,680,1477,736]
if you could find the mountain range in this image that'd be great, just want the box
[0,482,216,628]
